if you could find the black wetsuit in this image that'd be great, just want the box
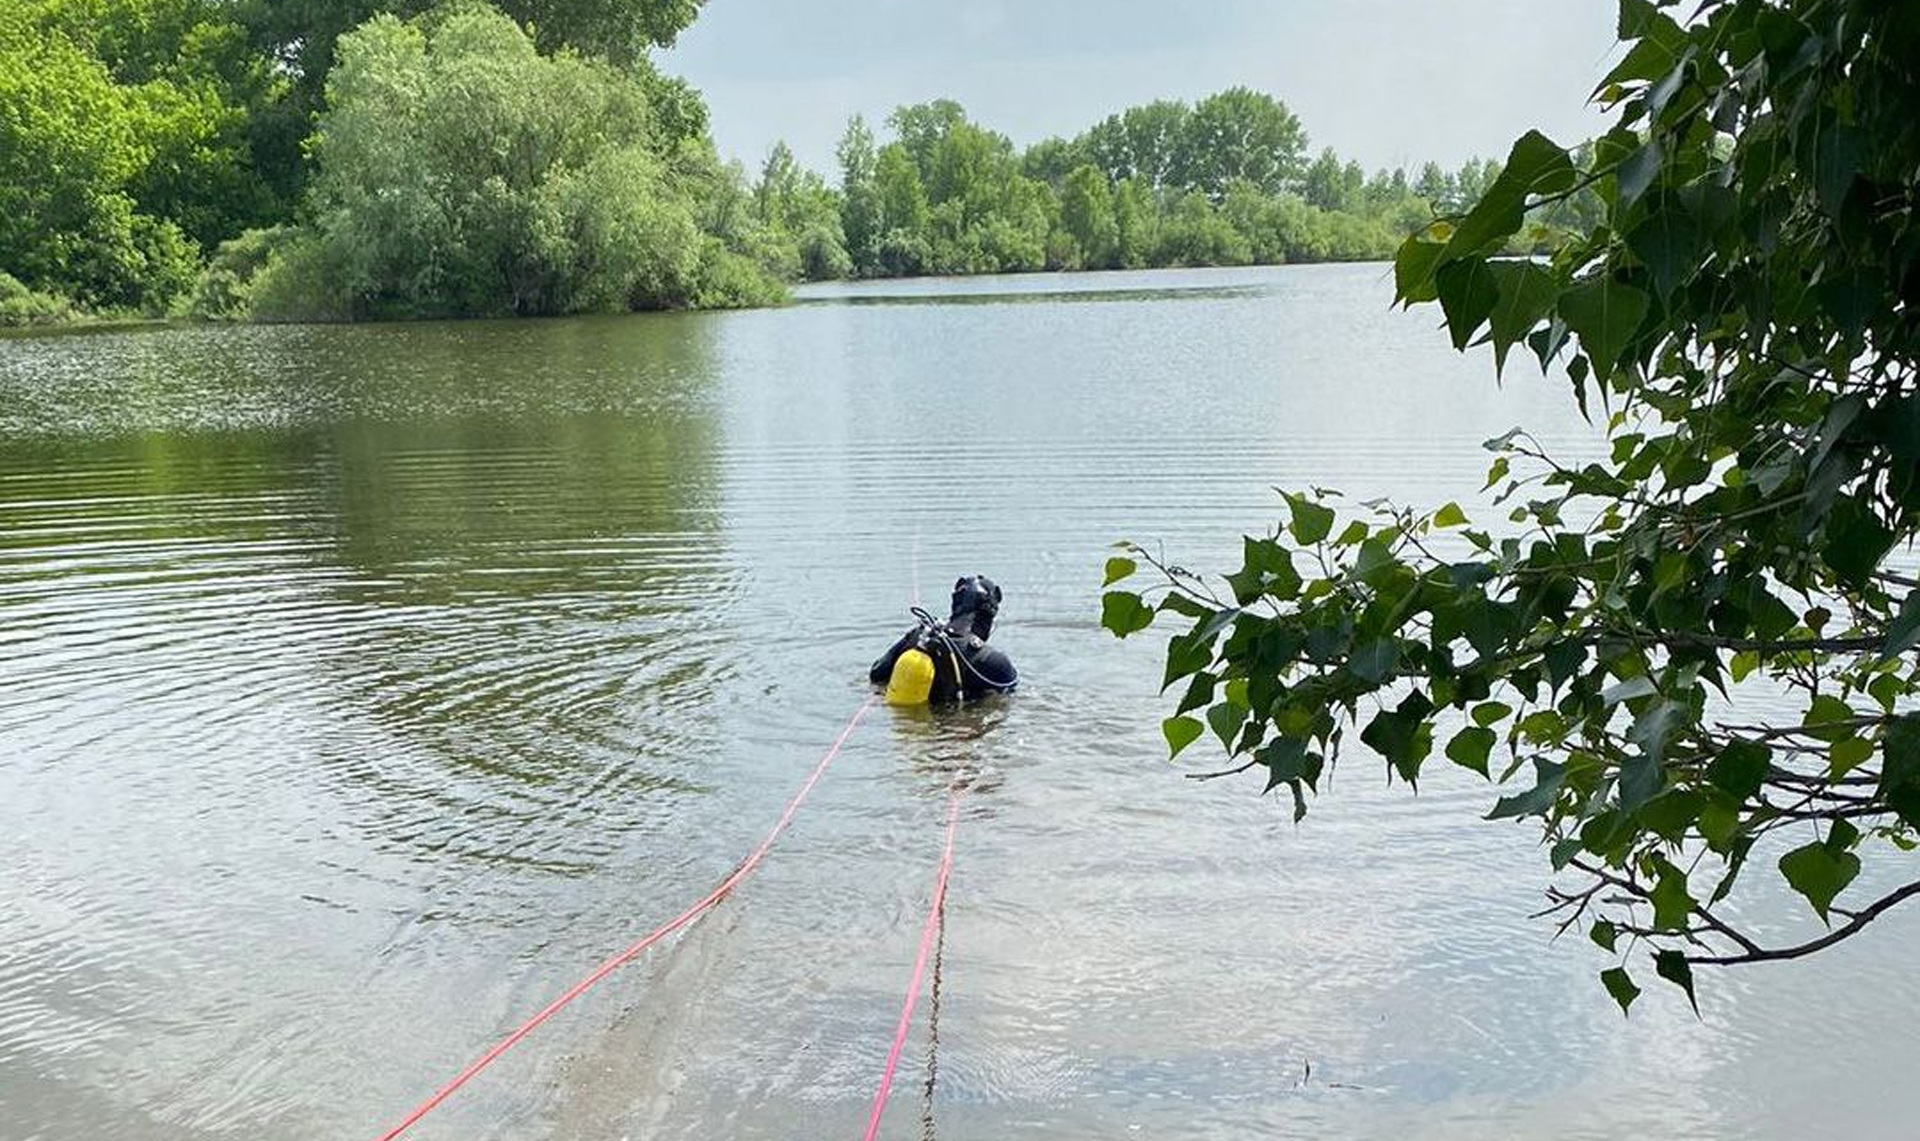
[869,575,1018,702]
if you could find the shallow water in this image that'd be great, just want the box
[1,263,1912,1140]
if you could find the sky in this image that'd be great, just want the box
[663,0,1621,179]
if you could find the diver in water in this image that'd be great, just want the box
[869,575,1018,704]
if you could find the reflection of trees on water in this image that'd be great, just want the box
[287,314,745,870]
[2,314,746,870]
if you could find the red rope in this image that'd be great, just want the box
[370,697,877,1141]
[859,786,963,1141]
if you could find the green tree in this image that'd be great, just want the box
[0,0,247,310]
[1060,164,1119,269]
[888,98,969,179]
[1302,147,1358,212]
[232,0,708,202]
[837,114,881,274]
[1112,176,1157,269]
[752,141,850,281]
[258,4,775,319]
[1107,0,1920,1009]
[754,142,803,230]
[873,142,930,275]
[1154,191,1250,267]
[1175,87,1308,200]
[1413,159,1454,207]
[1021,136,1084,188]
[1453,157,1501,213]
[1080,99,1191,191]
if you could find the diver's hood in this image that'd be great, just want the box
[949,575,1002,640]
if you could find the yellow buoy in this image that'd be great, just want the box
[886,648,936,706]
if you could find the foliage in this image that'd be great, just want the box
[0,272,80,326]
[0,1,1515,320]
[1060,165,1120,270]
[809,91,1468,280]
[1106,0,1920,1008]
[750,142,852,281]
[0,0,278,312]
[253,5,780,320]
[186,225,292,319]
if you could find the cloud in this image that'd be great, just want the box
[664,0,1616,177]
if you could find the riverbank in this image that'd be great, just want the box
[1,254,1408,338]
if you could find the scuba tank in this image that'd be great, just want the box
[885,647,937,706]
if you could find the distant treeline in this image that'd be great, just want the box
[748,95,1526,282]
[0,0,1587,325]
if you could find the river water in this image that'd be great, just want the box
[1,264,1911,1140]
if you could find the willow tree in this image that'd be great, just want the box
[1106,0,1920,1010]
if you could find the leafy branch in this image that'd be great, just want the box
[1104,0,1920,1012]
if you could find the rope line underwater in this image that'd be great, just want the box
[860,785,964,1141]
[368,697,878,1141]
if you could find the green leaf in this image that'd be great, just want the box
[1882,715,1920,792]
[1708,741,1771,799]
[1348,638,1399,684]
[1432,501,1468,529]
[1487,758,1566,820]
[1616,0,1658,39]
[1654,950,1699,1015]
[1626,696,1688,765]
[1616,139,1664,206]
[1619,751,1665,812]
[1517,710,1568,745]
[1159,592,1211,619]
[1802,694,1856,742]
[1650,858,1693,931]
[1778,838,1861,924]
[1558,277,1650,375]
[1361,691,1435,786]
[1601,967,1641,1016]
[1163,715,1204,759]
[1698,798,1741,852]
[1225,537,1302,605]
[1437,258,1499,351]
[1393,232,1448,304]
[1626,208,1702,300]
[1883,590,1920,658]
[1828,735,1873,780]
[1443,131,1575,260]
[1175,671,1217,716]
[1446,726,1496,777]
[1162,629,1215,691]
[1590,919,1618,953]
[1207,700,1247,749]
[1485,261,1560,373]
[1287,496,1337,546]
[1471,701,1513,727]
[1101,591,1155,638]
[1823,498,1895,590]
[1102,556,1138,586]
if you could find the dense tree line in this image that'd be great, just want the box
[1,0,762,323]
[748,93,1526,282]
[1,0,1520,324]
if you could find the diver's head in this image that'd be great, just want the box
[949,575,1003,640]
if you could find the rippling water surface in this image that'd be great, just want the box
[2,264,1912,1140]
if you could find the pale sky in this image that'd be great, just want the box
[664,0,1620,179]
